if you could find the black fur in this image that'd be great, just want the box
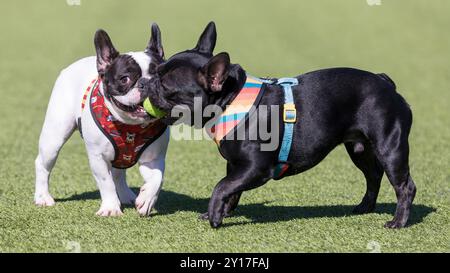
[144,22,416,229]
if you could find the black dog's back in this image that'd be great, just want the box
[280,68,405,171]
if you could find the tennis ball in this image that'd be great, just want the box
[143,98,166,118]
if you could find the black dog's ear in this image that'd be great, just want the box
[145,23,164,59]
[94,29,119,77]
[198,52,230,92]
[194,21,216,54]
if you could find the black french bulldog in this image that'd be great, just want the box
[144,22,416,229]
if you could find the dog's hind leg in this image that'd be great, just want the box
[35,74,79,206]
[375,136,416,229]
[345,141,384,214]
[35,111,76,207]
[112,168,136,205]
[372,105,416,228]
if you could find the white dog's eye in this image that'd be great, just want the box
[120,76,130,85]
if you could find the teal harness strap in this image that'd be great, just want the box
[273,77,298,179]
[243,75,299,179]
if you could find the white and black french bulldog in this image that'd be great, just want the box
[34,24,170,217]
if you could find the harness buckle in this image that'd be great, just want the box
[283,103,297,123]
[277,77,299,86]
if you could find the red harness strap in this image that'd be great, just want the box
[82,78,167,169]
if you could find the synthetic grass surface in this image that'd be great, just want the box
[0,0,449,252]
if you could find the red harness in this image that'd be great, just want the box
[81,78,167,169]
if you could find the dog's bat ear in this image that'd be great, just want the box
[198,52,230,92]
[145,23,164,59]
[94,29,119,77]
[194,21,216,54]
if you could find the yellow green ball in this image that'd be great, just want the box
[143,98,166,118]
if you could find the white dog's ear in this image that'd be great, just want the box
[145,23,164,59]
[198,52,230,92]
[94,29,119,77]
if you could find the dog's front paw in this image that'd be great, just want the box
[208,212,224,229]
[135,183,160,217]
[96,201,123,217]
[384,220,405,229]
[199,211,233,221]
[34,192,55,207]
[210,219,223,229]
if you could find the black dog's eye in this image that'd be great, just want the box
[149,63,158,75]
[120,76,130,85]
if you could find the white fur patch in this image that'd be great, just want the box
[127,52,152,78]
[113,87,142,106]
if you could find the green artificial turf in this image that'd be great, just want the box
[0,0,449,253]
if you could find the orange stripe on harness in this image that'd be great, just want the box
[81,77,99,110]
[206,75,265,144]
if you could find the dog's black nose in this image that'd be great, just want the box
[137,78,150,90]
[137,78,151,90]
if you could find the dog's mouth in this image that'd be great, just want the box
[110,96,151,119]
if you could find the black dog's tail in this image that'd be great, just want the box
[377,73,397,90]
[377,73,411,110]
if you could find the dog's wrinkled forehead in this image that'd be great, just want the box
[158,50,210,76]
[106,54,143,80]
[107,52,155,80]
[128,52,151,78]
